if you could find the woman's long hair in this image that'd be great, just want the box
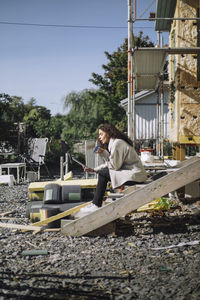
[97,123,133,148]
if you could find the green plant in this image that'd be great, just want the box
[154,197,171,210]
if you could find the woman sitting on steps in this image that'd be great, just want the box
[75,123,147,217]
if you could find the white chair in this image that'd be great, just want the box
[23,138,49,180]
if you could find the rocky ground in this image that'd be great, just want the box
[0,183,200,300]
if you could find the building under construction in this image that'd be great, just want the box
[127,0,200,160]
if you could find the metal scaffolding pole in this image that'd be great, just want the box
[127,0,134,141]
[160,79,164,159]
[156,91,160,156]
[134,17,200,21]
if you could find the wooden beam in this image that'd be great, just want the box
[61,219,116,236]
[61,156,200,237]
[0,222,41,231]
[172,144,185,161]
[0,210,16,217]
[177,155,199,167]
[172,145,186,199]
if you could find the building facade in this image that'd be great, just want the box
[168,0,200,144]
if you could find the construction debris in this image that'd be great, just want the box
[21,249,48,256]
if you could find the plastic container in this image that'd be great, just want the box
[43,183,62,204]
[140,149,154,163]
[40,206,60,228]
[61,185,82,203]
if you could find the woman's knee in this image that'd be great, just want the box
[98,168,110,181]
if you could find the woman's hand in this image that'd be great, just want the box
[97,147,104,154]
[94,146,104,154]
[83,166,95,173]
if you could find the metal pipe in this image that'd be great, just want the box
[85,140,88,179]
[157,31,161,47]
[132,74,136,142]
[160,80,164,159]
[60,156,64,180]
[65,153,68,174]
[133,47,200,54]
[134,17,200,21]
[127,0,134,140]
[156,92,160,156]
[134,0,136,19]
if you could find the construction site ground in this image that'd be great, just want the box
[0,183,200,300]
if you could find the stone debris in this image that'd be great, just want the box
[0,183,200,299]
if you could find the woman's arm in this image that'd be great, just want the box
[108,149,125,170]
[108,139,127,170]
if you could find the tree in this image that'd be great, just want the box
[0,95,26,152]
[62,32,155,145]
[89,32,154,129]
[1,96,25,123]
[23,106,51,138]
[62,89,104,145]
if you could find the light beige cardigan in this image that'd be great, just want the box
[94,138,147,189]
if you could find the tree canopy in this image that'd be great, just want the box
[62,33,154,139]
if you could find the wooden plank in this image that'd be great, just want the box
[0,210,16,217]
[61,156,200,237]
[28,178,98,192]
[121,183,149,195]
[61,219,116,236]
[22,201,91,232]
[172,145,185,161]
[176,154,198,166]
[0,217,24,221]
[172,146,186,199]
[32,228,42,235]
[0,222,41,231]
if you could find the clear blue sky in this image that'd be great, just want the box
[0,0,168,115]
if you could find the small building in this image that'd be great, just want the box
[121,87,169,153]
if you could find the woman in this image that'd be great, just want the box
[76,123,147,216]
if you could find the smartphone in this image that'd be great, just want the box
[93,146,101,153]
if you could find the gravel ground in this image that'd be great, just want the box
[0,183,200,300]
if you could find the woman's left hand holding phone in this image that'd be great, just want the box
[83,166,95,173]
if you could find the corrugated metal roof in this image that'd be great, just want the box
[132,47,200,91]
[155,0,177,32]
[133,49,167,91]
[120,90,155,106]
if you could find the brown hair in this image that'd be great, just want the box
[97,123,133,148]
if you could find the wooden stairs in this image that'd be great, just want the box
[61,155,200,237]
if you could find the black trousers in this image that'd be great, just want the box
[93,168,111,207]
[92,168,137,207]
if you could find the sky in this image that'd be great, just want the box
[0,0,169,116]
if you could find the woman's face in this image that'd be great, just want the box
[98,129,110,144]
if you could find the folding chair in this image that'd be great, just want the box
[23,138,50,180]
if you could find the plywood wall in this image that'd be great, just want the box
[169,0,200,144]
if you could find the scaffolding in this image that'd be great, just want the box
[127,0,200,158]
